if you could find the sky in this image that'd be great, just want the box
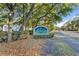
[56,6,79,27]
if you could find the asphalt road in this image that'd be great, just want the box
[41,31,79,56]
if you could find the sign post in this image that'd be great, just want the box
[3,24,8,42]
[3,24,8,32]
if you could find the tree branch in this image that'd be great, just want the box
[35,4,58,26]
[16,4,35,39]
[39,4,58,19]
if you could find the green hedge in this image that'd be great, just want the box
[33,32,54,39]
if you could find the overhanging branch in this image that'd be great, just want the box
[16,4,35,39]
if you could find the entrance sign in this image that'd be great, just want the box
[33,26,49,36]
[3,24,8,32]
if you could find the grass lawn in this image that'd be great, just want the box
[72,37,79,40]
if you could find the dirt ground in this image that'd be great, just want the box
[0,36,46,56]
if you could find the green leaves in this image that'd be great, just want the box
[63,16,79,31]
[0,3,78,31]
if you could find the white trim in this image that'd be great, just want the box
[0,0,79,3]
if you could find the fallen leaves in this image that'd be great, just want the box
[0,37,44,56]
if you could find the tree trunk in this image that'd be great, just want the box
[16,4,35,39]
[7,3,14,42]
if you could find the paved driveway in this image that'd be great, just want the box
[41,31,79,56]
